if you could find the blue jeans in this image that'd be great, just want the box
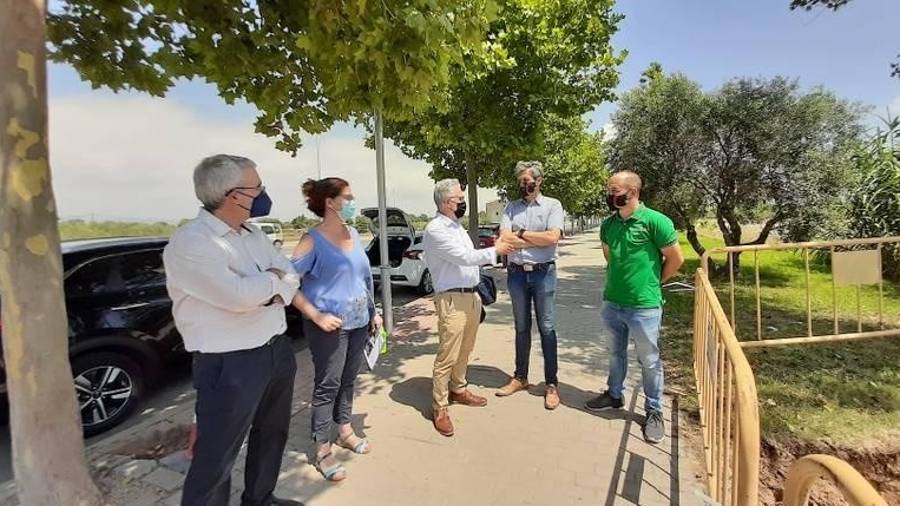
[601,302,665,415]
[507,264,559,385]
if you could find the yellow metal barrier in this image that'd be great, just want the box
[784,454,887,506]
[699,236,900,348]
[693,268,760,504]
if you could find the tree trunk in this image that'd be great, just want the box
[464,155,479,245]
[748,213,782,245]
[684,221,706,258]
[0,1,104,504]
[715,207,744,273]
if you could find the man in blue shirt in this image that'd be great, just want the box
[495,161,566,410]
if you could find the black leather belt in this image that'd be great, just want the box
[508,261,555,272]
[445,286,478,293]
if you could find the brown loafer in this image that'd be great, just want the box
[544,385,560,410]
[495,377,529,397]
[433,408,454,437]
[449,389,488,407]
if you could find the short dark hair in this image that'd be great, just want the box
[302,177,349,218]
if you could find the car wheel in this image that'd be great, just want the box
[417,269,434,295]
[273,240,283,248]
[72,352,144,437]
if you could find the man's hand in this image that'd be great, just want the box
[500,230,529,249]
[370,314,383,334]
[500,230,517,241]
[314,312,343,333]
[495,236,517,256]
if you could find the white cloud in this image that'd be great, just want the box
[49,95,498,222]
[601,122,618,139]
[889,95,900,118]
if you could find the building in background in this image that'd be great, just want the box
[485,200,506,224]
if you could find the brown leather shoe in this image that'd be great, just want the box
[449,389,488,407]
[433,408,454,437]
[544,385,560,410]
[495,377,529,397]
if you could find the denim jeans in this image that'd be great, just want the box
[304,321,369,444]
[507,264,559,385]
[600,302,665,415]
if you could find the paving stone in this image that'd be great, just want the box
[159,451,192,475]
[143,466,186,492]
[114,459,158,480]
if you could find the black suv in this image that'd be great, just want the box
[0,236,301,436]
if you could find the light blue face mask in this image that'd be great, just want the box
[339,198,357,222]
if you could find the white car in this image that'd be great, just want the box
[362,207,433,295]
[254,222,284,248]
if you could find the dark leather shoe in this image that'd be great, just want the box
[241,496,305,506]
[271,498,305,506]
[449,389,488,407]
[433,408,454,437]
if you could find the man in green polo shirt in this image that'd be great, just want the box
[585,170,684,444]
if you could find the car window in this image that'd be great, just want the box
[260,224,274,234]
[66,250,165,296]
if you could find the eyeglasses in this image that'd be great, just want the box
[227,184,265,196]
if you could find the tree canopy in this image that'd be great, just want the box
[48,0,498,153]
[609,70,864,262]
[379,0,624,236]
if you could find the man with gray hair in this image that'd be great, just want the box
[495,161,565,410]
[423,179,514,436]
[163,154,302,505]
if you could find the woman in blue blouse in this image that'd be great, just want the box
[290,177,381,482]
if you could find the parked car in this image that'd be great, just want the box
[0,236,303,436]
[478,224,503,265]
[253,221,284,248]
[362,207,433,295]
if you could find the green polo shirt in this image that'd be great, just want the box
[600,203,678,309]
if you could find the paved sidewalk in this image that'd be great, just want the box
[3,231,709,506]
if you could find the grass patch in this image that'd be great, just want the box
[662,235,900,446]
[59,220,177,241]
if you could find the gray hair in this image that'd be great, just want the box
[515,160,544,180]
[193,154,257,210]
[433,178,461,209]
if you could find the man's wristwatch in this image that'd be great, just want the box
[517,229,526,239]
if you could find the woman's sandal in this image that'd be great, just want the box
[336,433,371,454]
[315,451,346,482]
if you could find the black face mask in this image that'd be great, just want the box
[454,201,467,219]
[606,192,629,212]
[519,182,537,199]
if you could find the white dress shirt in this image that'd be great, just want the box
[422,214,496,293]
[163,209,300,353]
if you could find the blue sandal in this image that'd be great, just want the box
[316,451,346,482]
[337,434,371,454]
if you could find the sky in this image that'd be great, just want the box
[47,0,900,223]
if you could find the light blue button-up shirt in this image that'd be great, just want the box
[500,194,565,265]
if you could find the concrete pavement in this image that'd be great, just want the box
[1,231,709,506]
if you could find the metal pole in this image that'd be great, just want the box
[375,111,394,333]
[316,136,322,179]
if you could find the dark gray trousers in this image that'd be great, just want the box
[182,335,297,506]
[304,321,369,444]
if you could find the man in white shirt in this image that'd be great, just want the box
[163,154,302,506]
[423,179,514,436]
